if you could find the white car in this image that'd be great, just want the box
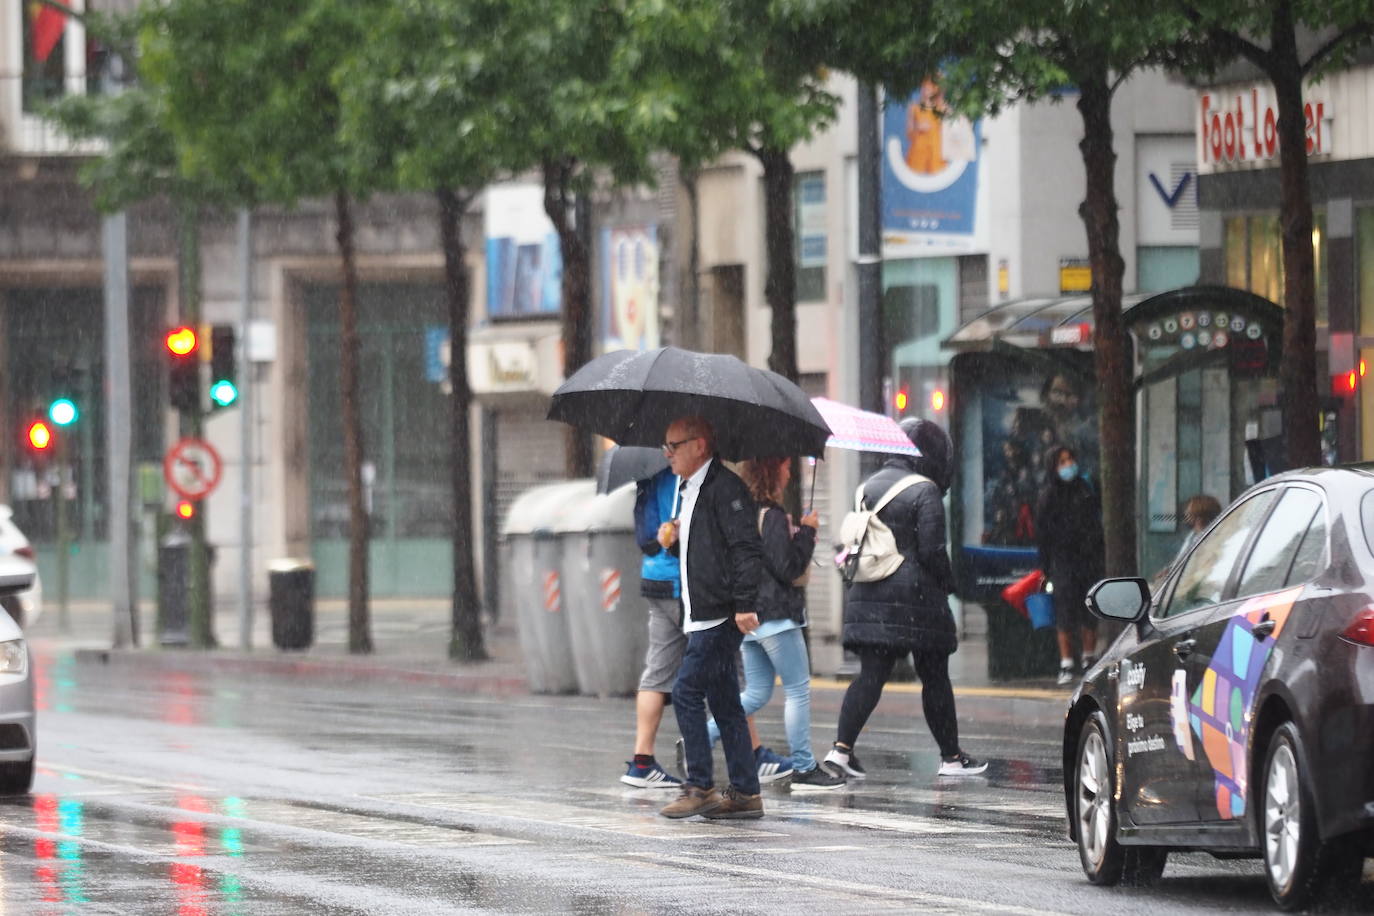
[0,505,41,627]
[0,558,34,794]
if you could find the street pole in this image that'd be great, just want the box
[103,211,138,648]
[237,208,254,650]
[857,81,885,475]
[54,435,70,632]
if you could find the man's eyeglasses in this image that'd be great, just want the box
[662,436,699,456]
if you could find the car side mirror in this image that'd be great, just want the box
[1086,577,1150,622]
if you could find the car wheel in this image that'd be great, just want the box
[1262,722,1363,910]
[0,757,34,795]
[1074,710,1167,887]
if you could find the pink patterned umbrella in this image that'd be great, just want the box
[809,398,921,456]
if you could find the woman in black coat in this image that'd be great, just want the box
[1034,444,1105,685]
[821,418,987,780]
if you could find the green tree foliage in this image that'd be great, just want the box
[1170,2,1373,470]
[628,0,839,384]
[145,0,385,653]
[785,0,1192,576]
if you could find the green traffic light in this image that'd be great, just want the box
[49,398,78,426]
[210,379,239,407]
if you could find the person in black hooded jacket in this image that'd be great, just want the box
[821,418,988,780]
[1034,444,1105,685]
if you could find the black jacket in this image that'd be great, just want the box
[675,461,763,621]
[1035,475,1105,593]
[754,501,816,627]
[842,419,958,655]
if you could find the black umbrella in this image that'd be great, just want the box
[548,347,831,461]
[596,445,669,494]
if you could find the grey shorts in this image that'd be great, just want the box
[638,596,687,693]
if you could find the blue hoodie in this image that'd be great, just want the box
[634,467,681,599]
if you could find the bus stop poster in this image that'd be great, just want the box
[485,184,563,318]
[599,225,661,352]
[882,81,980,255]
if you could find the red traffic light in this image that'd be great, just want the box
[175,500,196,520]
[894,388,909,412]
[930,389,947,412]
[26,420,53,451]
[165,327,198,357]
[1332,360,1366,397]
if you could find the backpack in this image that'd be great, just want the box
[837,474,929,584]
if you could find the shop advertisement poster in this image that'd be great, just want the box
[882,81,981,256]
[485,184,562,318]
[599,225,660,352]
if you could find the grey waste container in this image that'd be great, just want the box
[268,559,315,650]
[552,486,606,696]
[158,529,191,646]
[501,480,595,694]
[559,481,647,697]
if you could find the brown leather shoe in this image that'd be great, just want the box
[701,786,763,819]
[659,785,722,819]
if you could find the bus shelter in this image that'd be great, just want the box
[943,285,1283,678]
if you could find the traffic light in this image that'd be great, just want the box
[1331,359,1367,398]
[26,419,53,453]
[48,397,78,427]
[208,324,238,409]
[894,386,909,413]
[165,326,200,413]
[175,500,196,520]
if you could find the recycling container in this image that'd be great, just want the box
[501,480,595,694]
[558,481,646,697]
[157,529,191,646]
[268,558,315,650]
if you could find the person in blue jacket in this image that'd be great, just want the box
[620,466,687,788]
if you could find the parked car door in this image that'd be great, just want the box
[1183,484,1326,824]
[1119,487,1277,826]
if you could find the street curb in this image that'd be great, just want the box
[72,648,531,696]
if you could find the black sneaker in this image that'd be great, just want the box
[791,766,846,791]
[821,746,866,779]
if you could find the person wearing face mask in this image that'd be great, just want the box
[1035,445,1105,685]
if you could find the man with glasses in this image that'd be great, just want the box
[657,417,768,819]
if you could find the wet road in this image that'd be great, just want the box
[5,648,1369,914]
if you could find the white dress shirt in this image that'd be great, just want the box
[678,459,726,633]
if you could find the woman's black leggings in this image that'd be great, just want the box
[836,648,960,758]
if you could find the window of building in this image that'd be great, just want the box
[794,172,826,303]
[20,1,107,114]
[1138,246,1199,293]
[1222,211,1328,325]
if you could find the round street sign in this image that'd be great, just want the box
[164,437,223,501]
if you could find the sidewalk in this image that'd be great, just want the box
[27,598,1073,728]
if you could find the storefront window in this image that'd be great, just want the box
[794,172,826,302]
[1359,208,1374,338]
[1138,246,1199,292]
[1222,211,1328,325]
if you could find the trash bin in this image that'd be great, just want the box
[558,481,645,697]
[158,529,191,646]
[501,480,595,694]
[551,486,606,696]
[959,545,1058,679]
[268,559,315,651]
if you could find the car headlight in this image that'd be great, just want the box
[0,640,27,676]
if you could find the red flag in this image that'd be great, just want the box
[30,1,70,64]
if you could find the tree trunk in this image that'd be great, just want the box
[1268,6,1321,470]
[334,189,372,654]
[758,145,799,384]
[681,164,701,351]
[1076,69,1137,578]
[437,188,488,662]
[544,158,595,479]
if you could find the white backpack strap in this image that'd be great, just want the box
[869,474,930,514]
[854,483,868,512]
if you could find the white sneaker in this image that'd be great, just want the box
[821,746,866,779]
[938,754,989,777]
[1056,663,1076,686]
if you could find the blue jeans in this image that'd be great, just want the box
[672,623,759,795]
[707,627,816,772]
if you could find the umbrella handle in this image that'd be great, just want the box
[671,474,682,519]
[807,458,818,514]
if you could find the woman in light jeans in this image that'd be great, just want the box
[707,457,845,790]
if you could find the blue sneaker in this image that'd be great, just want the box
[621,759,682,789]
[755,746,794,784]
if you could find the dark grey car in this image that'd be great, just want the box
[1062,466,1374,910]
